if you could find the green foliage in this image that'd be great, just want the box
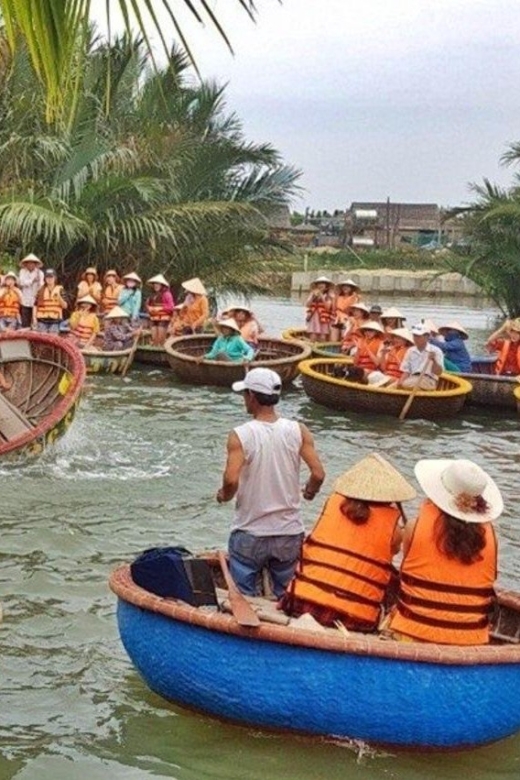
[283,247,440,273]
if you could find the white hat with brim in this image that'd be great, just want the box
[123,272,142,284]
[411,324,430,337]
[20,253,43,267]
[415,459,503,523]
[232,367,282,395]
[382,307,405,320]
[390,327,414,345]
[147,274,169,287]
[225,302,252,314]
[311,276,333,287]
[334,453,416,502]
[105,305,130,319]
[439,321,469,339]
[3,272,17,281]
[181,277,207,295]
[336,278,360,289]
[216,317,241,333]
[77,295,97,306]
[349,302,370,314]
[358,320,384,334]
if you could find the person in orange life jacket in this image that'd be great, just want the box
[305,277,335,343]
[169,277,210,336]
[352,320,385,372]
[368,304,383,324]
[281,453,416,631]
[340,302,370,354]
[0,272,23,331]
[381,306,406,333]
[486,318,520,376]
[216,367,325,598]
[69,295,101,349]
[330,279,361,341]
[76,267,102,306]
[101,270,123,315]
[395,323,444,390]
[34,269,67,333]
[146,274,175,346]
[379,327,415,381]
[386,458,503,645]
[18,253,44,328]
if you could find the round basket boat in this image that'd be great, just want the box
[457,371,519,410]
[281,327,343,357]
[164,335,312,387]
[134,331,169,367]
[299,358,472,419]
[514,384,520,413]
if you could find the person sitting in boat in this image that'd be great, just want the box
[305,277,335,343]
[378,327,414,380]
[69,295,100,349]
[34,269,67,333]
[101,270,123,315]
[486,318,520,376]
[340,302,370,354]
[394,324,444,390]
[146,274,175,346]
[169,277,210,336]
[431,321,472,373]
[368,304,383,324]
[381,307,406,333]
[201,318,255,362]
[118,272,142,325]
[385,458,502,645]
[76,267,102,307]
[281,453,416,631]
[229,304,264,350]
[331,279,361,340]
[0,272,23,331]
[352,320,385,372]
[102,306,136,351]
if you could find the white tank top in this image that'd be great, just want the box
[232,418,303,536]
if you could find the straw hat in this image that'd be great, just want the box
[181,277,207,295]
[508,319,520,333]
[20,253,43,267]
[216,317,241,333]
[311,276,333,287]
[3,271,17,281]
[438,321,468,339]
[77,295,97,307]
[349,302,370,314]
[83,267,98,277]
[225,302,252,314]
[358,320,384,334]
[382,307,405,321]
[147,274,169,287]
[334,453,416,502]
[104,269,118,278]
[337,278,360,289]
[415,459,503,523]
[122,272,142,284]
[105,305,129,319]
[421,318,439,334]
[390,327,414,345]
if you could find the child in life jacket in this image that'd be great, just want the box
[0,272,23,331]
[146,274,175,346]
[331,279,361,341]
[101,270,123,315]
[76,267,102,307]
[305,277,334,343]
[378,327,414,381]
[69,295,100,349]
[340,302,371,354]
[485,318,520,376]
[102,306,136,351]
[352,320,385,372]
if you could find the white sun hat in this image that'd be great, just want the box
[382,307,405,320]
[358,320,384,334]
[414,458,503,523]
[122,272,142,284]
[20,253,43,267]
[411,324,430,337]
[181,277,207,295]
[232,367,282,395]
[349,302,370,314]
[334,453,416,502]
[438,321,469,339]
[337,278,360,289]
[390,327,414,345]
[76,295,97,306]
[147,274,169,287]
[105,305,130,319]
[311,276,333,287]
[216,317,241,333]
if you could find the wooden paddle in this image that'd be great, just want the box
[218,551,261,628]
[121,328,142,378]
[398,355,432,421]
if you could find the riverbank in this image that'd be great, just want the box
[291,268,481,297]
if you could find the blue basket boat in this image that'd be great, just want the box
[110,562,520,750]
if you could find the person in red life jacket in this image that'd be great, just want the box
[381,306,406,334]
[486,318,520,376]
[379,327,415,381]
[146,274,175,346]
[0,272,23,331]
[386,458,503,645]
[340,302,370,354]
[34,269,67,333]
[331,279,361,341]
[281,453,416,631]
[352,320,385,372]
[101,270,123,315]
[305,277,335,343]
[76,267,102,306]
[69,295,101,349]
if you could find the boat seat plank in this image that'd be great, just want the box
[0,393,34,440]
[0,340,32,362]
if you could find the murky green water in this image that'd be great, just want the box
[1,296,519,779]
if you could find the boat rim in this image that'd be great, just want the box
[164,334,312,365]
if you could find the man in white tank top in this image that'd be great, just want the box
[216,367,325,597]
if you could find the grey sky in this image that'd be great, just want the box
[99,0,520,211]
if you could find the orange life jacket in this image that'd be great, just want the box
[334,293,360,321]
[36,286,65,320]
[77,280,102,303]
[354,334,383,371]
[389,500,497,645]
[70,311,99,346]
[288,493,400,627]
[0,288,21,319]
[101,283,123,314]
[306,295,333,324]
[495,340,520,375]
[380,344,407,378]
[147,293,172,322]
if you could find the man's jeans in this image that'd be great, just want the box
[228,530,304,598]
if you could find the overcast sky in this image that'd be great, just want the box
[98,0,520,212]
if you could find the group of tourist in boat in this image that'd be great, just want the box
[306,275,520,380]
[218,366,503,645]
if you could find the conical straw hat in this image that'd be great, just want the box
[382,307,405,320]
[77,295,97,306]
[438,321,468,339]
[311,276,333,287]
[336,278,360,289]
[123,272,142,283]
[390,327,414,345]
[349,302,370,314]
[181,277,207,295]
[147,274,169,287]
[334,453,416,502]
[20,253,42,267]
[105,305,129,319]
[217,317,241,333]
[358,320,384,334]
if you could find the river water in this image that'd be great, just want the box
[1,295,519,780]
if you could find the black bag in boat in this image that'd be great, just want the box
[130,546,218,606]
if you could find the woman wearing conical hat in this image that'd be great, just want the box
[146,274,175,346]
[118,272,142,324]
[378,327,414,381]
[76,267,102,306]
[170,277,209,336]
[282,453,416,632]
[18,254,44,329]
[381,307,406,333]
[340,301,370,355]
[331,279,361,341]
[305,277,335,343]
[69,295,100,349]
[101,270,123,315]
[102,306,136,351]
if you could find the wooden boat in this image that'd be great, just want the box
[514,385,520,413]
[110,560,520,749]
[81,337,137,375]
[299,358,472,419]
[134,330,169,367]
[281,327,342,357]
[0,331,85,459]
[163,335,312,387]
[457,371,519,410]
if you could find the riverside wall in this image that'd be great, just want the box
[291,269,482,297]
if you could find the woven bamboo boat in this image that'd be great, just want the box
[299,359,472,419]
[0,332,85,459]
[164,335,311,387]
[456,372,519,410]
[82,337,136,375]
[281,327,342,357]
[134,331,169,367]
[514,385,520,413]
[110,560,520,749]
